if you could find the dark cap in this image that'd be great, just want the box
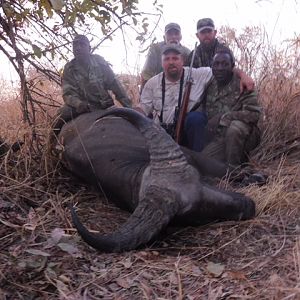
[73,35,90,44]
[162,44,182,55]
[197,18,215,33]
[164,22,181,33]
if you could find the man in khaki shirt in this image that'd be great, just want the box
[140,23,190,92]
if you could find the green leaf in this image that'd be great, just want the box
[49,0,65,11]
[32,44,42,58]
[40,0,53,18]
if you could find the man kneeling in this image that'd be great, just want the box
[201,50,262,166]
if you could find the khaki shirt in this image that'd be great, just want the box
[62,54,131,110]
[139,67,212,124]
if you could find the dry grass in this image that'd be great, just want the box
[1,27,300,299]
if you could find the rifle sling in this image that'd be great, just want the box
[159,69,185,123]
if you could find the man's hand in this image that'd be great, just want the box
[239,74,255,93]
[233,68,255,93]
[219,113,232,127]
[76,102,90,114]
[207,113,222,134]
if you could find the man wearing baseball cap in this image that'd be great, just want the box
[138,43,212,152]
[140,22,191,92]
[186,18,254,92]
[137,43,255,153]
[186,18,233,68]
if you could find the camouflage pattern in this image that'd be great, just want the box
[141,41,191,82]
[200,73,262,166]
[51,54,131,139]
[62,54,131,110]
[186,39,234,68]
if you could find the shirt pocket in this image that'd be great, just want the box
[87,72,105,97]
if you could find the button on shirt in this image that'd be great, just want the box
[139,67,212,124]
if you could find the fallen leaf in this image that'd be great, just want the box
[59,274,71,283]
[108,283,121,292]
[116,277,132,289]
[45,228,65,248]
[191,265,202,275]
[57,242,82,258]
[169,272,178,284]
[51,228,65,243]
[122,258,132,269]
[225,270,247,280]
[206,262,225,277]
[18,256,47,272]
[25,249,51,257]
[269,273,283,285]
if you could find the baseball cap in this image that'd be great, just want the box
[162,44,182,55]
[197,18,215,33]
[73,35,90,44]
[164,22,181,33]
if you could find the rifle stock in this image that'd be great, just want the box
[174,81,192,143]
[174,42,197,144]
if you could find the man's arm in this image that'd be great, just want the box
[220,91,261,127]
[140,43,161,91]
[233,68,255,93]
[110,78,132,108]
[135,79,155,117]
[102,62,132,108]
[62,65,88,112]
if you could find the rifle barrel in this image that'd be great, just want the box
[174,42,198,143]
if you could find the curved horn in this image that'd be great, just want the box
[70,187,179,252]
[99,108,190,173]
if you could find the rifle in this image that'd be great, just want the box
[174,42,197,144]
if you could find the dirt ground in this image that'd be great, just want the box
[1,149,299,300]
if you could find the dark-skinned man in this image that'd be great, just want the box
[200,50,262,166]
[52,35,131,136]
[137,44,256,153]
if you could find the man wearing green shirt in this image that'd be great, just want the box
[186,18,233,68]
[53,35,131,135]
[201,50,262,166]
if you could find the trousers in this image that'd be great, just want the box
[183,111,208,152]
[201,120,261,166]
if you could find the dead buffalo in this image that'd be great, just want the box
[58,108,255,252]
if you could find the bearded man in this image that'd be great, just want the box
[138,44,253,152]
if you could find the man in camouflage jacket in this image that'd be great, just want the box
[186,18,234,68]
[186,18,254,92]
[53,35,131,135]
[200,50,262,166]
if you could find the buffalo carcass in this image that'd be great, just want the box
[59,108,255,252]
